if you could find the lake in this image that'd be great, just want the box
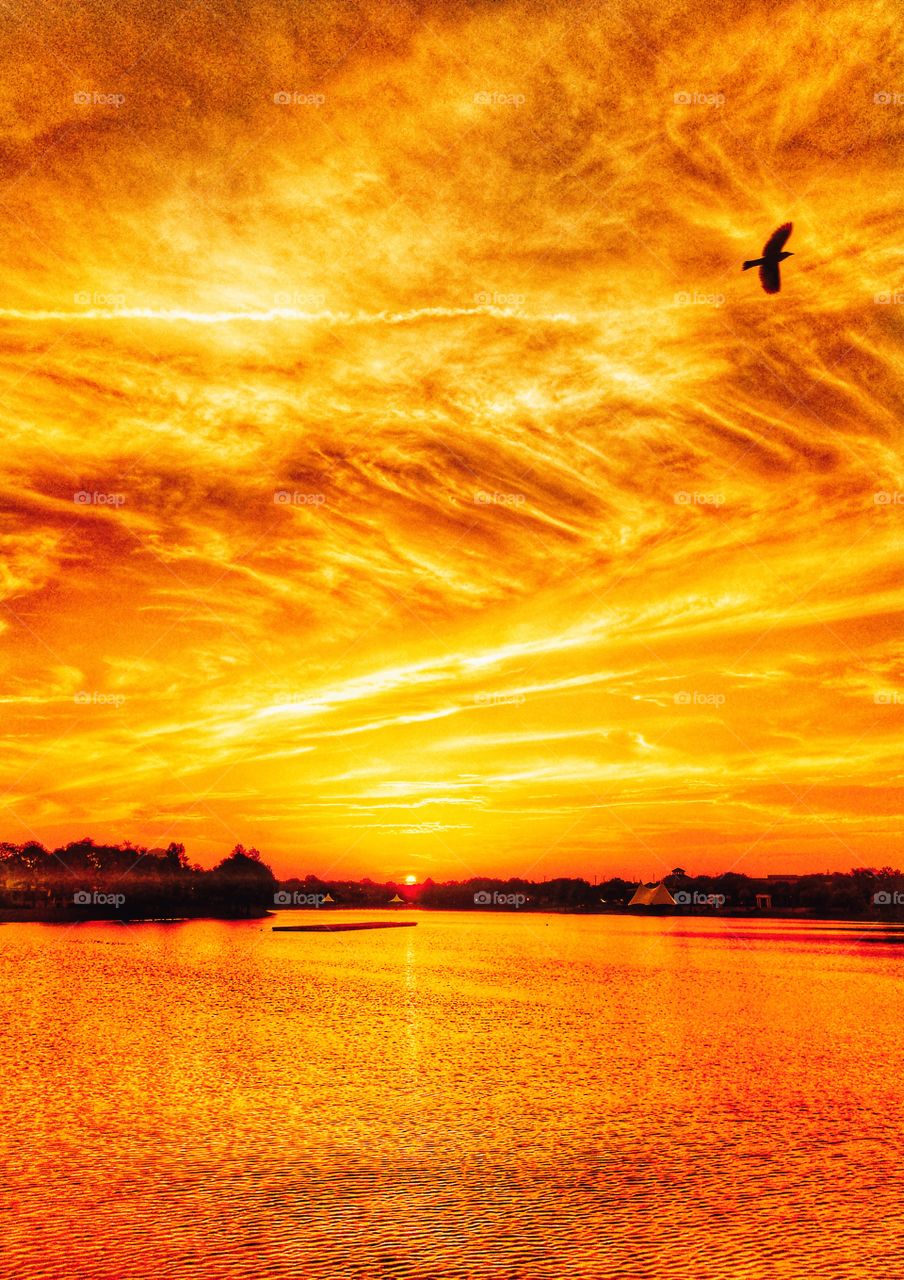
[2,912,902,1278]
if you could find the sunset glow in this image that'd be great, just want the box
[2,0,903,880]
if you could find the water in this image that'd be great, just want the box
[1,912,902,1278]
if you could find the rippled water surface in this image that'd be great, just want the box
[2,912,903,1278]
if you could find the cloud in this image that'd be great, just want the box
[0,0,902,876]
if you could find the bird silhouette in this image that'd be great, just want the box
[743,223,793,294]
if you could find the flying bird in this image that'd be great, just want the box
[743,222,794,294]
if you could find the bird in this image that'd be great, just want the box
[743,222,793,294]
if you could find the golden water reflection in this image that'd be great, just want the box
[2,913,902,1278]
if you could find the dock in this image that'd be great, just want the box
[272,920,417,932]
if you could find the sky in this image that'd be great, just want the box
[0,0,903,881]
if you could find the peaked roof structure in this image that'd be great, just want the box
[628,882,676,907]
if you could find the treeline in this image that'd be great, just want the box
[278,874,595,910]
[0,839,276,919]
[656,867,904,916]
[281,867,904,917]
[3,840,904,920]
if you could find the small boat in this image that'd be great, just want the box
[272,920,417,932]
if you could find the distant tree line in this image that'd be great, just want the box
[3,841,903,920]
[0,838,276,919]
[277,867,904,918]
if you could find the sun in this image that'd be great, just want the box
[405,875,417,885]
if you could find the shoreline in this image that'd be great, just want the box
[0,908,273,924]
[4,905,904,926]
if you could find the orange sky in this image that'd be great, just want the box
[0,0,903,880]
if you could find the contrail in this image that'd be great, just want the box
[0,304,581,326]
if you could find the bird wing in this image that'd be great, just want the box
[763,222,792,256]
[759,260,781,294]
